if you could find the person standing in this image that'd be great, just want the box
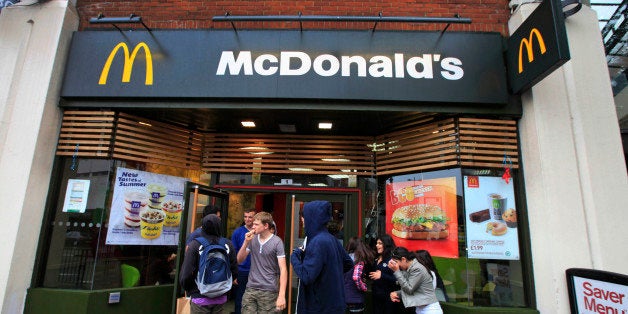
[186,204,223,245]
[291,200,354,314]
[415,249,449,302]
[368,234,403,314]
[388,246,443,314]
[231,208,256,314]
[180,214,238,314]
[344,237,375,314]
[237,212,287,313]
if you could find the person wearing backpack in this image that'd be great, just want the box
[180,214,238,314]
[237,211,287,313]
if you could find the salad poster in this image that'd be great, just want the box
[464,176,520,260]
[106,167,186,245]
[385,177,458,258]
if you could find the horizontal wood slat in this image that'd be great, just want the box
[203,133,374,176]
[113,113,203,170]
[57,111,519,175]
[458,117,519,169]
[56,111,115,157]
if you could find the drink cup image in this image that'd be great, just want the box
[146,183,167,205]
[162,200,183,227]
[123,191,149,228]
[488,193,507,220]
[140,209,166,239]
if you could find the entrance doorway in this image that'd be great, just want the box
[216,185,360,314]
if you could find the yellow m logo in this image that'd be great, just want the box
[518,28,546,74]
[99,42,153,85]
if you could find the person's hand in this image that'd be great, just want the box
[390,291,400,302]
[388,259,399,272]
[167,253,176,262]
[291,248,304,261]
[275,296,286,312]
[244,230,255,242]
[369,270,381,280]
[233,278,238,285]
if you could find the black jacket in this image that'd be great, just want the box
[179,214,238,298]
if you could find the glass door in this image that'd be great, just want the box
[286,192,358,314]
[171,182,229,313]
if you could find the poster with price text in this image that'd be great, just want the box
[464,176,519,260]
[105,167,186,245]
[385,177,458,258]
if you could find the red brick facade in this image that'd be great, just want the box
[77,0,511,35]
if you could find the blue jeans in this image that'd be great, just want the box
[235,270,249,314]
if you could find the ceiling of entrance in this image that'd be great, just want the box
[122,108,420,136]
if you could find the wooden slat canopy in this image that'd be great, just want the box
[57,111,519,176]
[202,133,374,175]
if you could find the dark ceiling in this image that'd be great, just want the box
[122,107,417,136]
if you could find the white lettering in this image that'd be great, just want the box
[368,56,393,77]
[313,54,340,76]
[406,54,433,79]
[441,57,464,80]
[280,51,311,75]
[341,56,367,77]
[254,54,278,76]
[394,53,405,78]
[215,51,464,81]
[216,51,253,75]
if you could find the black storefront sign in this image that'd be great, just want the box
[507,0,571,94]
[61,29,509,105]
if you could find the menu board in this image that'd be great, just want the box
[105,167,186,245]
[385,177,458,258]
[464,176,519,260]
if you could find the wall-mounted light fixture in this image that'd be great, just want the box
[89,13,151,31]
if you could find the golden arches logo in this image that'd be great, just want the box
[518,28,546,74]
[99,42,153,85]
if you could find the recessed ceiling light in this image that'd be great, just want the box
[288,167,314,172]
[321,158,351,162]
[318,122,332,129]
[241,121,256,127]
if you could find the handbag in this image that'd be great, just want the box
[176,297,190,314]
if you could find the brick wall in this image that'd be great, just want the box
[76,0,510,35]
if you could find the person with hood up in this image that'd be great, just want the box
[290,200,354,314]
[180,214,238,314]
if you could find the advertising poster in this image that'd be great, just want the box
[62,179,91,213]
[106,167,186,246]
[464,176,519,260]
[385,177,458,258]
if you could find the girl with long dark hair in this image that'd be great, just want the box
[368,234,403,314]
[344,237,375,313]
[415,249,449,302]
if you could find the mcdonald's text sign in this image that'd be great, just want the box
[507,0,570,94]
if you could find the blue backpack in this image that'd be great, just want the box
[194,237,232,298]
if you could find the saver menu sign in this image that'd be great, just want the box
[385,177,458,258]
[61,29,508,105]
[105,167,186,246]
[566,268,628,314]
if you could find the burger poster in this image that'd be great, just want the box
[106,167,186,246]
[464,176,520,260]
[385,177,459,258]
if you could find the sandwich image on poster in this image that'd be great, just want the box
[105,167,186,246]
[385,176,459,258]
[464,176,520,260]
